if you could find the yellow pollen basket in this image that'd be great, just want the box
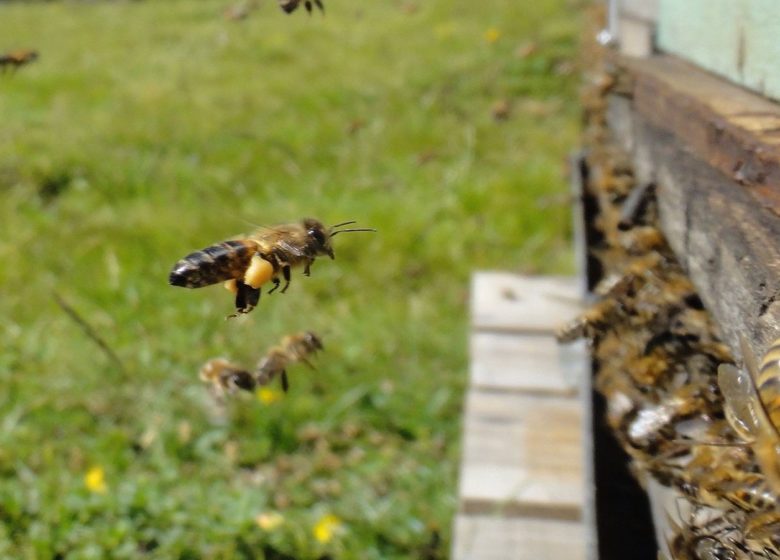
[244,255,275,289]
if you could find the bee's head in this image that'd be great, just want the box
[303,218,335,259]
[304,218,376,259]
[301,331,324,351]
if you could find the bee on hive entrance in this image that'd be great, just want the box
[169,218,375,317]
[278,0,324,14]
[0,50,38,72]
[718,336,780,494]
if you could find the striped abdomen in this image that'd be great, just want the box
[758,339,780,429]
[169,239,257,288]
[723,473,778,512]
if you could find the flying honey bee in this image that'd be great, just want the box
[199,331,323,397]
[0,49,38,72]
[169,218,375,316]
[278,0,324,14]
[718,336,780,495]
[256,331,324,392]
[199,357,256,398]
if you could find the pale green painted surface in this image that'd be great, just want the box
[745,0,780,99]
[658,0,780,101]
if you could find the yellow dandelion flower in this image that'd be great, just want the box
[313,513,342,544]
[255,512,284,531]
[84,466,107,494]
[484,28,501,44]
[257,387,283,404]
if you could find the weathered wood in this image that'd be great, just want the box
[617,55,780,217]
[470,332,581,396]
[459,390,583,520]
[452,514,586,560]
[604,54,780,361]
[471,273,582,334]
[657,0,780,103]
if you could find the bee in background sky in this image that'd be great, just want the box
[256,331,324,392]
[278,0,324,14]
[199,331,323,397]
[718,336,780,494]
[0,49,38,72]
[169,218,375,316]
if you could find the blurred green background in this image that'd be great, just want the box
[0,1,580,558]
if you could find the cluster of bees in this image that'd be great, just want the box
[169,217,373,398]
[561,59,780,559]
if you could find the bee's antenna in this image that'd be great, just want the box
[330,220,358,228]
[330,227,377,237]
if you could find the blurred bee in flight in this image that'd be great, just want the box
[0,49,38,72]
[169,218,375,317]
[278,0,324,14]
[255,331,323,392]
[200,331,323,397]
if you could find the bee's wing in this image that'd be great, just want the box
[739,334,762,381]
[718,362,770,441]
[275,238,308,258]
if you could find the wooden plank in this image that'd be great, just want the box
[605,85,780,386]
[617,54,780,218]
[459,390,583,520]
[452,514,585,560]
[618,15,654,58]
[657,0,780,103]
[471,273,582,334]
[470,332,582,396]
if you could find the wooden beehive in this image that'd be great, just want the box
[574,2,780,559]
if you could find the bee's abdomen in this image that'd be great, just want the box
[169,240,255,288]
[758,338,780,429]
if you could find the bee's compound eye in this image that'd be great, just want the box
[309,228,326,246]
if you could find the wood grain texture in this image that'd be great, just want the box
[619,54,780,217]
[458,390,584,520]
[470,332,583,396]
[658,0,780,102]
[470,273,582,334]
[605,67,780,375]
[452,514,586,560]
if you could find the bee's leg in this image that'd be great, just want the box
[304,0,312,13]
[229,280,261,318]
[267,276,281,295]
[281,370,289,392]
[280,265,291,293]
[303,259,314,277]
[314,0,324,12]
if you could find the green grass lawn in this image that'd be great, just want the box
[0,1,580,558]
